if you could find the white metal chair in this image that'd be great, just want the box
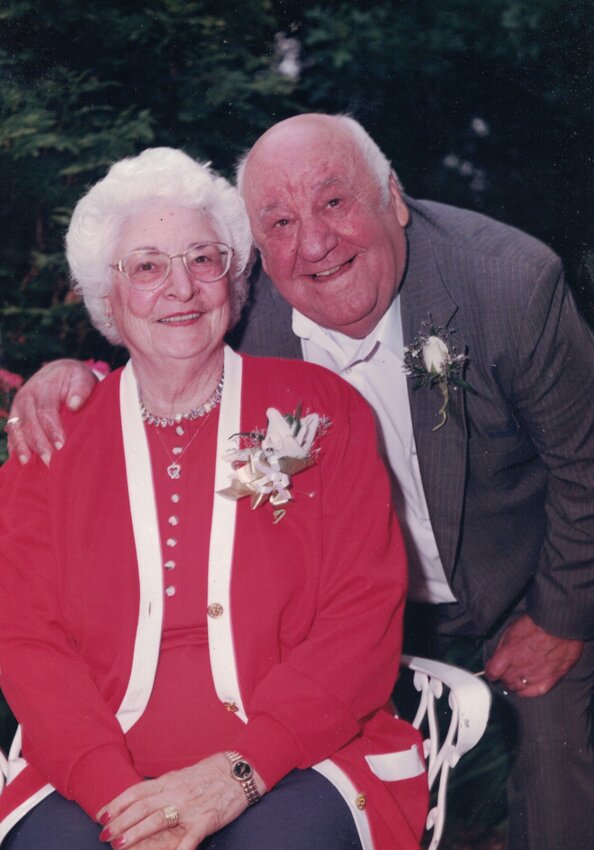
[0,724,25,794]
[0,745,7,793]
[399,655,491,850]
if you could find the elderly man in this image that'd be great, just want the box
[7,114,594,850]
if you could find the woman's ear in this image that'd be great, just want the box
[103,297,113,329]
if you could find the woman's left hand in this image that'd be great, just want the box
[97,752,256,850]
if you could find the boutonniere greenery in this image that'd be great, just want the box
[403,322,472,431]
[219,404,330,520]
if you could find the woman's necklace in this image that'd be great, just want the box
[154,415,212,480]
[139,373,224,428]
[139,373,224,480]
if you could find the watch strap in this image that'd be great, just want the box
[224,750,261,806]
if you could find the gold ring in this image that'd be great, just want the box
[5,417,20,427]
[162,805,180,828]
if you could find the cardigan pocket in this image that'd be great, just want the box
[365,744,425,782]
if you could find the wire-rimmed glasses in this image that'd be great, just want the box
[110,242,233,290]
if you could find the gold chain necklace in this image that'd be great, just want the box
[154,413,214,480]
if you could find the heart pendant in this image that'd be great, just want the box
[167,462,181,480]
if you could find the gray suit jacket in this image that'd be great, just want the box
[232,198,594,639]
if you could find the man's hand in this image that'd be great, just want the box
[485,614,583,697]
[6,359,97,465]
[96,753,266,850]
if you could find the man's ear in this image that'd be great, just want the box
[389,172,410,228]
[258,248,269,275]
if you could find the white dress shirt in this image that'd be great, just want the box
[293,297,456,604]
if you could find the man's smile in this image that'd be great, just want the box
[310,256,356,281]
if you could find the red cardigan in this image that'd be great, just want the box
[0,354,427,848]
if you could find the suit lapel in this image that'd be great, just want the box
[400,210,469,575]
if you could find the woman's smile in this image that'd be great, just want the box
[157,310,203,325]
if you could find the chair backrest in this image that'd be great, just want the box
[0,747,7,794]
[0,725,25,794]
[400,655,491,850]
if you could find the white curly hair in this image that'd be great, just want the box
[66,147,254,345]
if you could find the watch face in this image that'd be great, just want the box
[232,760,253,781]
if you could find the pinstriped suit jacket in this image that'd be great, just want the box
[232,198,594,639]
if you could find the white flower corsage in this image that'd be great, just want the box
[218,404,329,516]
[403,321,472,431]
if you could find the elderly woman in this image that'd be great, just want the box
[0,148,426,850]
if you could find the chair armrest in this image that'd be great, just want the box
[399,654,492,850]
[0,747,7,792]
[401,654,491,763]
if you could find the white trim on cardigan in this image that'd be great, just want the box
[313,760,375,850]
[0,727,54,845]
[117,361,164,732]
[206,347,248,722]
[118,349,248,727]
[0,785,55,844]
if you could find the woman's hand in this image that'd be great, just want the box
[97,753,265,850]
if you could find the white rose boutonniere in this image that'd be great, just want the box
[219,403,329,519]
[403,321,472,431]
[421,335,450,375]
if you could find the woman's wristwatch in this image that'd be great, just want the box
[224,750,261,806]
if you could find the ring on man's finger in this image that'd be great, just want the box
[162,805,180,828]
[5,416,20,427]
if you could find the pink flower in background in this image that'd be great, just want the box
[0,369,24,391]
[83,359,111,377]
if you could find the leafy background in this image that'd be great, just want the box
[0,1,592,844]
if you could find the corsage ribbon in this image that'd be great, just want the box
[219,451,315,509]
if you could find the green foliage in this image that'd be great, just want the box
[292,1,593,272]
[0,0,297,381]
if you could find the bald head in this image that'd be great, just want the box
[237,113,409,339]
[237,113,394,201]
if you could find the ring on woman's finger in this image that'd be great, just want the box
[162,805,180,828]
[5,416,20,427]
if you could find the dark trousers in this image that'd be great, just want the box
[402,601,594,850]
[4,768,362,850]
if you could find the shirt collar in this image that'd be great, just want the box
[292,294,404,369]
[379,294,404,359]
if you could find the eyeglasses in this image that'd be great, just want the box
[110,242,233,290]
